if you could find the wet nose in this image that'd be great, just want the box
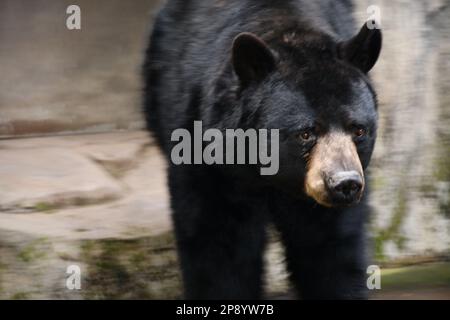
[327,171,363,204]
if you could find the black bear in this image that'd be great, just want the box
[143,0,382,299]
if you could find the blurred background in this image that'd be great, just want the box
[0,0,448,299]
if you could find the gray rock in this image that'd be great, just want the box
[0,148,123,213]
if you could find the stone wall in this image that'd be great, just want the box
[354,0,450,260]
[0,0,163,137]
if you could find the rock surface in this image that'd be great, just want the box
[0,131,177,299]
[0,148,123,213]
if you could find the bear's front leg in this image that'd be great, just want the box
[290,232,368,300]
[272,197,369,300]
[169,165,268,299]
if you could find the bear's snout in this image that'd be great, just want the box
[304,131,365,207]
[325,171,364,206]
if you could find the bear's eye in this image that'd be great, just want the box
[353,127,367,139]
[301,132,311,140]
[298,129,315,142]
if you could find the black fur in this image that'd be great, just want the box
[143,0,381,299]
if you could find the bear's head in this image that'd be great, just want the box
[232,22,382,207]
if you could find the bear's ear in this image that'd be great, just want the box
[232,32,276,87]
[338,21,382,73]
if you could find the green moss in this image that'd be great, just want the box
[31,196,117,213]
[418,182,437,197]
[81,240,95,254]
[371,174,387,191]
[80,233,181,299]
[57,251,77,261]
[373,187,408,262]
[130,252,147,269]
[433,145,450,181]
[34,202,56,213]
[373,236,385,261]
[433,84,450,217]
[10,292,31,300]
[17,239,48,263]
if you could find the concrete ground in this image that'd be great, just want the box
[0,131,448,299]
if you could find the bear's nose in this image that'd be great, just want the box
[327,171,363,204]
